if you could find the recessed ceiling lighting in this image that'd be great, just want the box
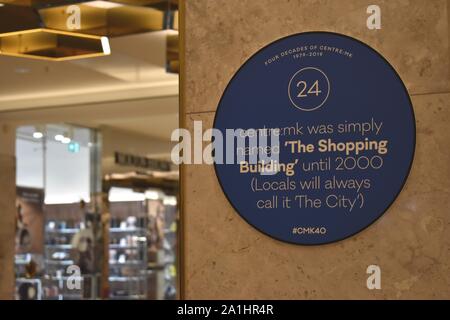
[101,36,111,55]
[33,132,43,139]
[84,1,124,9]
[145,190,159,200]
[61,137,71,144]
[54,134,64,142]
[163,196,177,206]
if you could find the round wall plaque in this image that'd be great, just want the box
[214,32,415,245]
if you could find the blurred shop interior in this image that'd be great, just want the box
[0,0,179,300]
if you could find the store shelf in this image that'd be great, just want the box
[110,227,146,233]
[45,228,79,234]
[109,294,146,300]
[109,244,140,249]
[45,244,73,249]
[44,275,86,281]
[147,263,166,270]
[45,260,75,265]
[109,276,146,282]
[55,293,83,299]
[108,211,148,300]
[110,260,146,266]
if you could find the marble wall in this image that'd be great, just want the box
[0,124,16,299]
[182,0,450,299]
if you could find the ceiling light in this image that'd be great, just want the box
[101,36,110,55]
[109,187,146,202]
[54,134,64,141]
[39,1,168,37]
[0,28,111,61]
[163,196,177,206]
[84,1,123,9]
[0,4,110,61]
[145,190,159,200]
[33,131,43,139]
[61,136,71,144]
[45,195,90,205]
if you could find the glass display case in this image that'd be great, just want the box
[109,228,148,299]
[109,199,148,299]
[15,253,44,300]
[44,219,97,300]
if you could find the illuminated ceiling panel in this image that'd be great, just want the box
[0,28,110,61]
[0,4,109,60]
[0,0,85,6]
[0,1,177,61]
[38,0,178,37]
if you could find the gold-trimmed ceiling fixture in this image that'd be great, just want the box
[0,3,110,61]
[38,0,178,37]
[0,0,177,61]
[0,1,83,5]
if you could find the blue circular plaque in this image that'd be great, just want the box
[214,32,415,245]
